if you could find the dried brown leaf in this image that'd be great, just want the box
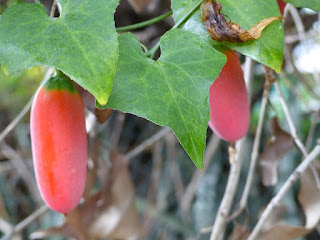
[259,164,320,240]
[201,0,282,42]
[95,108,113,124]
[259,224,310,240]
[229,223,251,240]
[259,117,294,186]
[89,153,141,239]
[298,164,320,228]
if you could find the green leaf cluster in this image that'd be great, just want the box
[0,0,119,105]
[106,30,226,168]
[172,0,284,73]
[0,0,301,167]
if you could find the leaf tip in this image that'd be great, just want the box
[97,97,108,106]
[195,161,204,170]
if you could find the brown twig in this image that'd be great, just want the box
[124,127,171,161]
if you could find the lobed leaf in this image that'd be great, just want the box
[106,29,226,168]
[0,0,119,105]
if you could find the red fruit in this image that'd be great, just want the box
[30,71,87,214]
[209,50,250,142]
[277,0,286,16]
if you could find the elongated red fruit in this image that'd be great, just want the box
[277,0,286,16]
[30,71,87,214]
[209,50,250,142]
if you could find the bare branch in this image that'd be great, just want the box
[0,68,54,144]
[305,110,320,152]
[166,132,185,202]
[0,143,41,203]
[180,134,220,220]
[0,218,12,237]
[209,140,246,240]
[275,76,320,189]
[274,81,308,156]
[0,98,33,144]
[248,141,320,240]
[0,205,49,240]
[229,64,270,220]
[125,127,171,161]
[50,0,58,17]
[110,111,126,151]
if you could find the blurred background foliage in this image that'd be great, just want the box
[0,0,320,240]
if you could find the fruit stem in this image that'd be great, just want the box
[148,0,204,59]
[116,11,173,32]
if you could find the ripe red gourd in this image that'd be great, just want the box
[209,50,250,142]
[277,0,286,16]
[30,71,87,214]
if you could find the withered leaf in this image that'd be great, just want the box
[259,224,310,240]
[95,107,113,124]
[259,149,320,240]
[229,223,251,240]
[259,117,294,186]
[298,164,320,229]
[201,0,282,43]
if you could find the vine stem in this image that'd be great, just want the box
[248,141,320,240]
[149,0,204,58]
[117,11,173,32]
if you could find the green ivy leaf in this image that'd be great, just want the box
[285,0,320,11]
[172,0,284,73]
[0,0,119,105]
[106,29,226,168]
